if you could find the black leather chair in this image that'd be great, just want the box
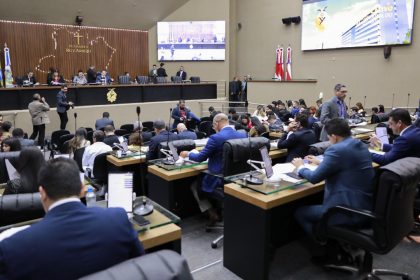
[307,141,331,156]
[118,75,130,84]
[171,139,196,154]
[198,121,215,137]
[92,153,109,191]
[79,250,193,280]
[190,76,200,83]
[0,151,20,183]
[195,131,206,139]
[136,76,149,84]
[142,121,154,132]
[120,124,134,133]
[207,137,270,248]
[115,129,128,137]
[73,147,85,172]
[171,76,182,83]
[156,77,167,84]
[60,139,71,154]
[50,130,70,150]
[58,134,74,153]
[316,157,420,279]
[312,121,322,142]
[84,127,94,133]
[0,193,44,226]
[87,130,94,144]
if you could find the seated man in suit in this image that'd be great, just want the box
[82,130,112,170]
[11,128,35,148]
[292,118,374,237]
[171,100,200,128]
[96,70,112,85]
[22,71,39,86]
[176,66,187,80]
[176,123,197,140]
[95,112,114,130]
[369,108,420,165]
[179,113,246,219]
[277,113,317,162]
[0,158,143,279]
[103,125,121,147]
[146,120,178,160]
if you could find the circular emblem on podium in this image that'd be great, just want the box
[107,89,117,103]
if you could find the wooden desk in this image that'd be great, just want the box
[106,154,146,166]
[269,148,287,160]
[269,131,283,138]
[140,223,181,252]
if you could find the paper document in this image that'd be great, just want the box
[375,127,389,145]
[108,173,133,212]
[272,163,296,174]
[194,139,208,147]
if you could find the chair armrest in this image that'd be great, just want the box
[322,205,377,222]
[201,170,224,179]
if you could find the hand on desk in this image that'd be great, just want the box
[304,155,321,166]
[369,134,381,149]
[291,158,304,168]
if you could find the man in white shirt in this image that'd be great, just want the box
[82,130,112,169]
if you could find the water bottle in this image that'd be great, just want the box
[86,186,96,207]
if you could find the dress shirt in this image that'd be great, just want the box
[49,198,81,211]
[82,142,112,169]
[333,96,346,118]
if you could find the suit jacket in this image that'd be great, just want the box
[277,128,317,162]
[56,90,70,113]
[176,71,187,80]
[96,74,112,84]
[178,130,197,140]
[146,130,178,160]
[298,137,374,224]
[189,126,246,192]
[28,100,50,125]
[371,125,420,165]
[157,67,167,77]
[319,96,348,141]
[87,69,97,83]
[95,118,114,130]
[229,80,241,96]
[171,106,192,127]
[0,201,143,280]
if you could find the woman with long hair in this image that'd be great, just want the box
[4,147,46,194]
[68,128,90,157]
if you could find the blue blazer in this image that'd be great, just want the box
[298,137,374,223]
[0,202,143,280]
[95,74,112,84]
[372,125,420,166]
[56,90,70,113]
[146,130,179,160]
[95,117,114,130]
[178,130,197,140]
[189,126,246,192]
[171,106,192,127]
[277,128,317,162]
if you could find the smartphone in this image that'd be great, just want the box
[132,215,150,226]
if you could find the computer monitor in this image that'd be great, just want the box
[260,146,273,178]
[108,172,133,213]
[168,141,179,161]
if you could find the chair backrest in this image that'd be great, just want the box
[200,116,212,122]
[79,250,193,280]
[190,76,200,83]
[118,75,130,84]
[307,141,331,156]
[92,153,109,185]
[84,127,94,133]
[0,193,44,226]
[142,121,154,131]
[168,139,196,154]
[195,131,206,139]
[51,130,70,149]
[198,121,215,137]
[171,76,182,83]
[120,124,134,133]
[136,76,149,84]
[87,130,94,144]
[156,77,167,84]
[73,147,86,172]
[58,134,74,152]
[373,157,420,252]
[115,129,128,137]
[0,151,20,183]
[60,139,71,154]
[223,137,270,176]
[311,121,322,142]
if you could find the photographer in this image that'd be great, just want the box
[28,93,50,147]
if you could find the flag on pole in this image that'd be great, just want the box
[0,58,3,88]
[285,46,292,81]
[275,46,284,80]
[4,43,14,88]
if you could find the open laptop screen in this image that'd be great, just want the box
[108,172,133,213]
[260,146,273,178]
[168,142,179,161]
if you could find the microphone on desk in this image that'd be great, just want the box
[74,112,77,132]
[133,105,154,216]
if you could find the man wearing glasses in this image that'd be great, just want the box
[319,84,349,141]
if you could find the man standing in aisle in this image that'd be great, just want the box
[319,84,348,141]
[56,85,73,130]
[28,93,50,147]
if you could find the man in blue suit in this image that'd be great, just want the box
[95,70,112,85]
[277,113,317,162]
[95,111,115,130]
[177,123,197,140]
[0,158,143,280]
[370,108,420,165]
[56,85,74,130]
[146,120,178,160]
[292,118,374,236]
[171,100,200,128]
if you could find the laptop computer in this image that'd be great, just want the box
[260,146,273,178]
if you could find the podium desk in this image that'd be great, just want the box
[223,180,325,280]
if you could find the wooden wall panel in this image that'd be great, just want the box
[0,20,148,84]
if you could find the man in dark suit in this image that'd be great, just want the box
[277,113,317,162]
[95,112,114,130]
[177,123,197,140]
[176,66,187,80]
[146,120,178,160]
[0,158,143,280]
[319,84,349,141]
[157,62,167,77]
[370,108,420,165]
[229,76,241,105]
[56,85,73,130]
[103,125,121,147]
[22,71,39,86]
[87,65,97,83]
[292,118,374,236]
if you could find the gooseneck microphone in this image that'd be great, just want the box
[162,108,174,165]
[407,93,410,110]
[363,96,367,109]
[133,105,154,216]
[74,112,77,132]
[348,96,352,110]
[392,93,395,109]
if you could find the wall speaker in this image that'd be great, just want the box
[384,46,392,59]
[282,17,292,25]
[291,16,301,24]
[237,22,242,30]
[75,16,83,26]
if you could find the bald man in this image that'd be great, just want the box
[176,123,197,140]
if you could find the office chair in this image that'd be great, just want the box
[120,124,134,133]
[316,157,420,279]
[118,75,131,84]
[190,76,200,83]
[308,141,331,156]
[171,76,182,83]
[60,140,71,154]
[195,131,206,139]
[207,137,270,248]
[311,121,322,142]
[73,147,86,172]
[50,130,70,150]
[136,76,149,84]
[58,134,74,153]
[142,121,154,132]
[115,129,128,137]
[156,77,167,84]
[0,193,44,227]
[84,127,94,133]
[0,151,20,183]
[200,117,212,122]
[91,153,109,197]
[198,121,215,137]
[86,131,94,144]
